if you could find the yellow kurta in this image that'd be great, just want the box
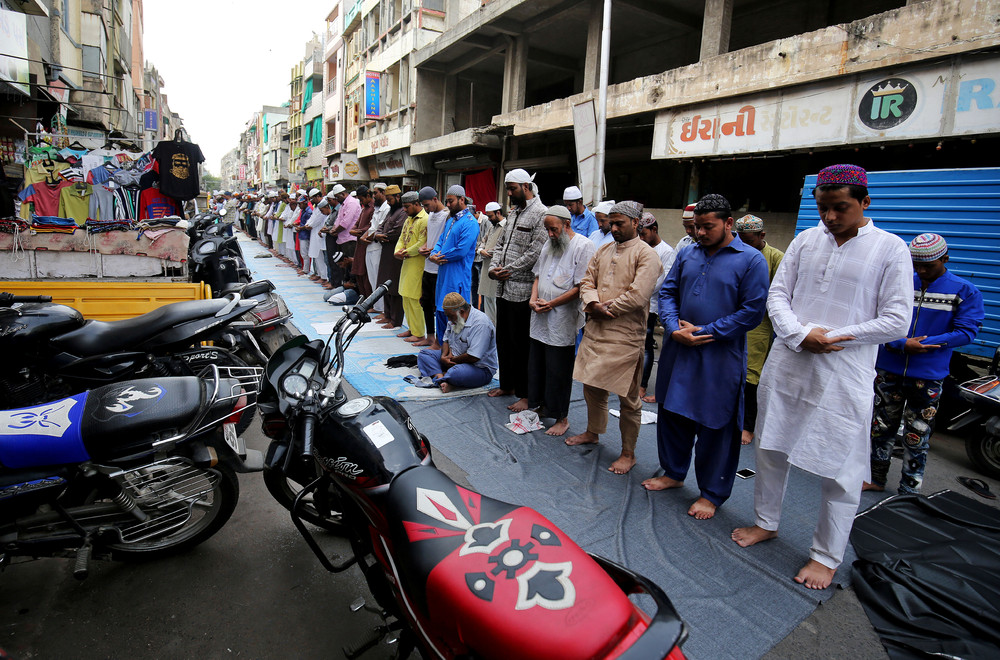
[573,236,662,396]
[746,242,785,384]
[395,209,428,300]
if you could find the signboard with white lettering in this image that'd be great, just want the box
[365,72,381,120]
[652,56,998,159]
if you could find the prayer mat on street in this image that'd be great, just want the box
[404,385,864,660]
[851,490,1000,660]
[240,234,498,401]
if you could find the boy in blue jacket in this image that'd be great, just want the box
[865,233,985,494]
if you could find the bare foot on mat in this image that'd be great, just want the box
[688,497,717,520]
[507,398,530,412]
[794,559,836,590]
[488,388,512,398]
[741,430,754,446]
[642,475,683,491]
[545,419,570,436]
[608,453,636,475]
[861,481,884,492]
[565,431,599,446]
[731,525,778,547]
[439,382,453,394]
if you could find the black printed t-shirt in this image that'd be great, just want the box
[152,140,205,201]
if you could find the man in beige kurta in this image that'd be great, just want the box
[567,201,662,474]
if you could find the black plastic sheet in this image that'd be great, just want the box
[851,490,1000,659]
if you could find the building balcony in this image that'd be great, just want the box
[325,135,340,157]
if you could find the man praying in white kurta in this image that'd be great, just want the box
[731,164,912,590]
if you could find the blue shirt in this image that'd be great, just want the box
[571,207,598,238]
[655,235,770,428]
[432,208,479,310]
[444,307,498,375]
[876,270,984,380]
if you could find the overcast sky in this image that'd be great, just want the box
[143,0,332,175]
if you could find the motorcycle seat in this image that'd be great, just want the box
[50,298,231,357]
[0,378,207,469]
[383,466,640,660]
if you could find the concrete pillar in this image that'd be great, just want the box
[501,36,528,114]
[699,0,733,61]
[441,75,456,135]
[582,0,602,92]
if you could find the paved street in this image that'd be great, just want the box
[2,387,997,660]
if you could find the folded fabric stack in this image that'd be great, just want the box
[31,215,78,234]
[0,217,29,234]
[86,219,135,234]
[136,216,182,240]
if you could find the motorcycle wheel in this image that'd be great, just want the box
[263,467,345,533]
[108,463,239,560]
[184,351,257,437]
[966,433,1000,480]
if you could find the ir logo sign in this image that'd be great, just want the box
[858,78,917,130]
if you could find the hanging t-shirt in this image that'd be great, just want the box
[151,140,204,201]
[113,185,141,220]
[89,182,117,221]
[58,184,94,226]
[138,188,181,219]
[18,180,71,218]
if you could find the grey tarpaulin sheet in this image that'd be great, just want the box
[405,382,855,659]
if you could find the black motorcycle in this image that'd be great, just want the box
[0,293,259,434]
[257,285,688,659]
[950,347,1000,479]
[0,364,263,578]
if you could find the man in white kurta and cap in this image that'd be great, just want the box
[732,164,913,590]
[588,200,616,248]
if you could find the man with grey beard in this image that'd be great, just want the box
[527,206,596,436]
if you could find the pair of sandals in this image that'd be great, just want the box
[956,476,997,500]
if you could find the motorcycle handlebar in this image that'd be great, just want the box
[300,411,317,459]
[348,282,390,322]
[0,292,53,306]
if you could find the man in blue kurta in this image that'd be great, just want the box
[642,194,769,521]
[564,186,598,238]
[429,184,479,341]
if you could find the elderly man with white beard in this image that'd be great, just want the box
[526,206,596,436]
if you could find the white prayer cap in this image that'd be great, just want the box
[563,186,583,201]
[594,200,615,215]
[308,188,321,197]
[504,168,535,184]
[484,201,501,212]
[329,184,346,196]
[372,182,387,190]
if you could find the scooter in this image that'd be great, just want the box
[188,213,250,294]
[258,284,688,659]
[950,347,1000,479]
[0,293,259,434]
[0,364,263,578]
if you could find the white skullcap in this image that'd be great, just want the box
[372,182,387,190]
[504,168,535,184]
[308,188,321,197]
[563,186,583,201]
[329,184,346,196]
[594,200,615,215]
[484,201,501,212]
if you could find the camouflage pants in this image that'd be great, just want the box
[870,368,943,494]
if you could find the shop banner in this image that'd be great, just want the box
[652,55,1000,159]
[0,10,29,96]
[365,72,381,119]
[144,110,158,132]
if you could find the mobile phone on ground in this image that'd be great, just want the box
[736,468,756,479]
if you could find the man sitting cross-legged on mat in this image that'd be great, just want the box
[416,292,498,394]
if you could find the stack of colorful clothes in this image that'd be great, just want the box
[85,219,135,234]
[30,215,78,234]
[0,217,29,234]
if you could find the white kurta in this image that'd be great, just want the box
[756,220,913,479]
[284,208,300,248]
[308,209,328,259]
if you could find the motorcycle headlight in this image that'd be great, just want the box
[281,374,309,399]
[197,242,218,255]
